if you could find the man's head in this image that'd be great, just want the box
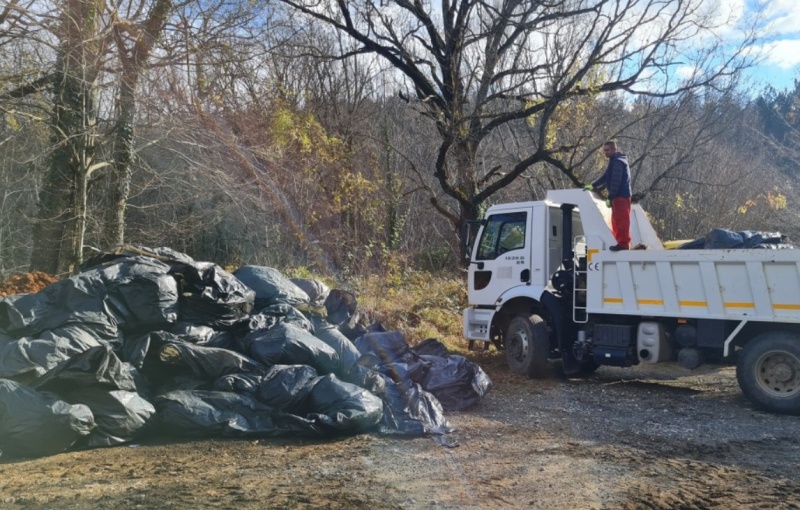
[603,140,617,158]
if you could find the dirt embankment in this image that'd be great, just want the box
[1,357,799,510]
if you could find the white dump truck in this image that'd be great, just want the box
[462,189,800,414]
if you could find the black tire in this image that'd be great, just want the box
[736,331,800,415]
[505,314,551,378]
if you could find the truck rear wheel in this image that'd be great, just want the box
[505,314,551,378]
[736,331,800,415]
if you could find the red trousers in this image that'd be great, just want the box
[611,197,631,249]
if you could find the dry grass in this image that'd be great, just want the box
[346,269,476,355]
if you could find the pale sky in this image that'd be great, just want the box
[746,0,800,90]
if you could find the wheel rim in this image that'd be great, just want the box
[754,349,800,398]
[509,329,529,363]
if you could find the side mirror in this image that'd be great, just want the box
[464,220,483,260]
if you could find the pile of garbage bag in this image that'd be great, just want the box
[678,229,794,250]
[0,246,491,459]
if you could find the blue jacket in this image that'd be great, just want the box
[592,152,631,199]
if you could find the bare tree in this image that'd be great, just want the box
[274,0,761,250]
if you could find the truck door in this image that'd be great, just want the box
[469,210,531,306]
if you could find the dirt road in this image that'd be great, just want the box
[2,355,799,509]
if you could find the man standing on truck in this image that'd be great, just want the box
[584,140,631,251]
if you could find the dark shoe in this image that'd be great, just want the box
[609,245,629,251]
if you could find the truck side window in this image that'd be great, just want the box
[476,212,527,260]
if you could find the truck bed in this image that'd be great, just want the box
[585,248,800,324]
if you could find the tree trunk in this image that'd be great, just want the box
[105,78,136,249]
[31,0,101,275]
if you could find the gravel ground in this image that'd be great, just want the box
[1,355,799,509]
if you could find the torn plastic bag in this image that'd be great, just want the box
[324,289,357,326]
[242,322,344,377]
[419,354,493,411]
[173,262,255,329]
[309,315,361,373]
[376,378,453,437]
[0,328,104,383]
[290,278,329,307]
[0,379,95,458]
[154,390,316,437]
[286,374,383,435]
[233,265,309,310]
[158,341,265,380]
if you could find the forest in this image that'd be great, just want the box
[1,0,799,280]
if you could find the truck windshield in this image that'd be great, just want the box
[476,212,527,260]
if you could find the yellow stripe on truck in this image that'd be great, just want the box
[773,303,800,310]
[724,302,756,309]
[637,299,664,306]
[679,301,707,307]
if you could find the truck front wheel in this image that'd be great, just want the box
[505,314,551,378]
[736,331,800,415]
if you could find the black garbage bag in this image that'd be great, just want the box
[211,372,266,395]
[412,338,450,358]
[0,379,95,458]
[0,327,104,383]
[98,257,179,332]
[377,378,454,437]
[355,330,416,365]
[73,387,156,447]
[154,390,316,437]
[679,229,794,250]
[324,289,357,326]
[286,374,383,435]
[357,350,431,385]
[233,305,313,341]
[255,364,318,408]
[290,278,329,307]
[341,363,386,396]
[233,265,309,310]
[82,244,196,270]
[32,344,139,393]
[158,341,265,380]
[169,322,235,349]
[309,315,361,373]
[31,345,155,445]
[0,271,114,338]
[242,322,344,377]
[419,354,493,411]
[213,364,319,408]
[173,262,255,329]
